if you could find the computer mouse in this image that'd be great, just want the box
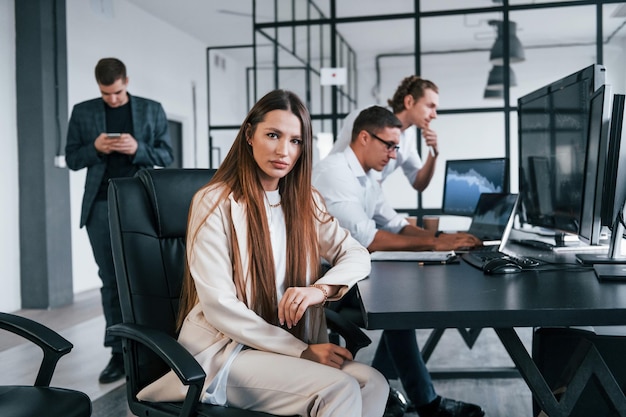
[482,257,523,274]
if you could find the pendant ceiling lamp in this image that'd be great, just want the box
[483,88,503,99]
[486,65,517,90]
[488,20,525,65]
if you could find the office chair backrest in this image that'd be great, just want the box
[108,168,215,389]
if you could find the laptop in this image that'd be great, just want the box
[461,193,545,272]
[466,193,519,246]
[370,193,518,267]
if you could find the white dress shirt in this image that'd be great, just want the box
[329,106,424,184]
[265,189,287,299]
[313,147,408,248]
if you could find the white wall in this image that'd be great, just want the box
[207,49,253,165]
[66,0,210,294]
[0,0,21,312]
[0,0,211,312]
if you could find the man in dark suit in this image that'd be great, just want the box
[65,57,174,383]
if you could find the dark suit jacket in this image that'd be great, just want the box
[65,94,174,227]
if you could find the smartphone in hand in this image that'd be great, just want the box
[106,133,121,139]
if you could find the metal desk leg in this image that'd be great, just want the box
[422,328,519,379]
[421,328,445,362]
[495,327,626,417]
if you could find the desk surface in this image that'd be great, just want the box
[357,260,626,330]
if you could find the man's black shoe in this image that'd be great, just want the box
[99,353,125,384]
[430,397,485,417]
[384,387,409,417]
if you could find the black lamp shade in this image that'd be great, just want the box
[486,65,517,90]
[484,88,503,99]
[489,21,525,64]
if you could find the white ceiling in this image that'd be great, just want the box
[126,0,253,47]
[125,0,626,63]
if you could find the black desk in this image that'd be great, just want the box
[357,259,626,416]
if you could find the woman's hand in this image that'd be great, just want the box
[301,343,353,369]
[278,286,326,329]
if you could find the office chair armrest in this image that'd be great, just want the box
[324,308,371,357]
[108,323,206,417]
[0,312,73,386]
[108,323,206,386]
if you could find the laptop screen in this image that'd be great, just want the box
[468,193,519,245]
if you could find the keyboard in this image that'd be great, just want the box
[462,248,542,271]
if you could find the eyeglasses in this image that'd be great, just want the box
[367,131,400,153]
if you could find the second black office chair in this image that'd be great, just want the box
[0,312,92,417]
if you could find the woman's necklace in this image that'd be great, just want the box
[265,190,282,232]
[265,190,281,209]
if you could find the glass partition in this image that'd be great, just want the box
[510,0,584,5]
[510,5,597,107]
[603,3,626,94]
[337,18,415,109]
[206,0,626,219]
[421,0,505,13]
[335,0,414,18]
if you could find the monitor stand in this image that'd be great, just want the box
[551,233,606,253]
[514,232,607,253]
[577,202,626,266]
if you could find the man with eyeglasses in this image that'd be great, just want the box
[329,75,439,192]
[314,105,479,253]
[313,106,484,417]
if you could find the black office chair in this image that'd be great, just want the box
[532,326,626,417]
[107,168,370,417]
[0,312,92,417]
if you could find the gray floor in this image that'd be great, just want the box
[359,327,534,417]
[1,289,535,417]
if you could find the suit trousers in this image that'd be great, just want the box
[85,199,123,354]
[225,349,388,417]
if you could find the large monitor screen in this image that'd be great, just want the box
[577,92,626,264]
[579,84,612,245]
[517,64,606,236]
[441,158,508,216]
[601,93,626,228]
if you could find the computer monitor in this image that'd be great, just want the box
[577,92,626,265]
[601,94,626,231]
[517,64,606,245]
[578,84,612,246]
[441,158,508,216]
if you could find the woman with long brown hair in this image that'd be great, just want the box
[137,89,388,417]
